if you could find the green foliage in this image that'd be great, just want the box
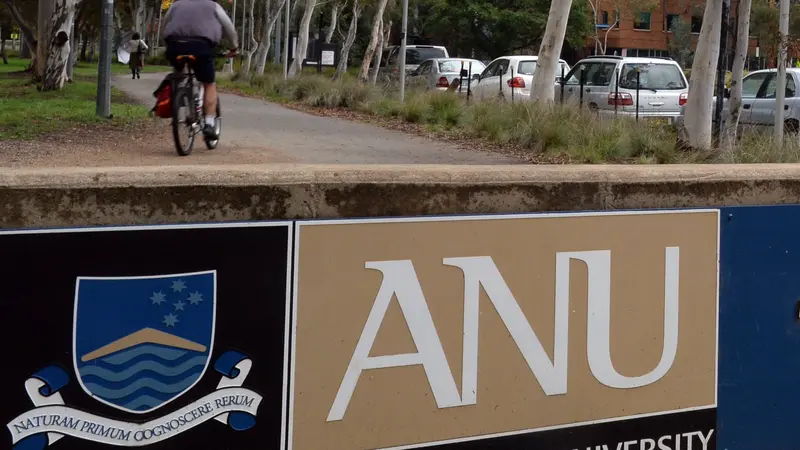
[668,15,693,68]
[417,0,593,60]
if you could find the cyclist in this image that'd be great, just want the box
[162,0,238,139]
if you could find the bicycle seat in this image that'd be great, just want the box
[176,55,196,62]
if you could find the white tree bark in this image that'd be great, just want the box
[357,0,389,82]
[42,0,80,91]
[332,0,362,81]
[721,0,751,149]
[325,1,340,43]
[255,0,288,74]
[288,0,317,76]
[680,0,723,150]
[530,0,572,102]
[133,0,146,34]
[242,0,259,74]
[66,20,76,80]
[368,17,387,84]
[775,0,791,147]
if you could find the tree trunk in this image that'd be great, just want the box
[325,1,340,43]
[530,0,572,102]
[721,0,751,150]
[41,0,80,91]
[288,0,317,76]
[775,0,790,147]
[80,31,88,61]
[369,18,390,84]
[66,20,76,80]
[332,0,361,81]
[255,0,288,74]
[1,24,7,65]
[133,0,146,34]
[37,0,55,80]
[680,0,724,150]
[357,0,389,82]
[242,0,259,74]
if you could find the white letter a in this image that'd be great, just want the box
[326,260,462,422]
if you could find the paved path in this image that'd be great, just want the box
[113,72,519,164]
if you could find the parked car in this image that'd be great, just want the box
[558,55,689,124]
[408,58,486,92]
[675,68,800,133]
[379,45,450,78]
[472,55,571,102]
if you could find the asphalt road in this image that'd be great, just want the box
[112,72,519,164]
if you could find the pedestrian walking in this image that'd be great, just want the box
[128,33,148,79]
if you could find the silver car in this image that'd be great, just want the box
[676,68,800,133]
[408,58,486,92]
[558,55,689,124]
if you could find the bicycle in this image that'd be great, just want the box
[170,53,227,156]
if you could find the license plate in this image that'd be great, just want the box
[647,117,670,125]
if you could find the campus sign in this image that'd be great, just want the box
[290,211,719,450]
[1,210,719,450]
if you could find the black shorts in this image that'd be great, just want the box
[165,37,216,83]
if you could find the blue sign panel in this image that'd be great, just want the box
[718,205,800,449]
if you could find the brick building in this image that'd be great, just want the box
[583,0,761,66]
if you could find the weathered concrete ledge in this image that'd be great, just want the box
[2,164,800,228]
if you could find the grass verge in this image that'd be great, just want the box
[0,58,152,140]
[220,71,794,164]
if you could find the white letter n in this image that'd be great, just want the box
[326,260,462,422]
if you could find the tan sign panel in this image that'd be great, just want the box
[289,210,719,450]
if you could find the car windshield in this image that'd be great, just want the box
[618,63,686,90]
[438,60,484,73]
[407,48,447,65]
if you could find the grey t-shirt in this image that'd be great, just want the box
[162,0,239,48]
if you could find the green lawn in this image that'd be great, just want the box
[0,57,172,76]
[0,58,155,140]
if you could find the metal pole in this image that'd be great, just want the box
[614,68,619,114]
[635,70,641,122]
[96,0,114,118]
[283,0,290,79]
[510,66,514,103]
[579,67,585,109]
[398,0,409,101]
[714,0,730,145]
[467,62,472,103]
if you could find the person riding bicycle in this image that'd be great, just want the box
[161,0,238,139]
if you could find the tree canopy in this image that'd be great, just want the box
[418,0,593,60]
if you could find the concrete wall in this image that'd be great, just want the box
[2,164,800,228]
[4,164,800,450]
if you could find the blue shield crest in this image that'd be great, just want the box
[73,271,216,414]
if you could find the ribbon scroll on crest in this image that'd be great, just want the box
[6,351,261,449]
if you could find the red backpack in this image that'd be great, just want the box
[151,74,177,119]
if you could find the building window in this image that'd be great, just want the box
[600,11,609,25]
[666,14,681,32]
[634,12,651,31]
[691,15,703,33]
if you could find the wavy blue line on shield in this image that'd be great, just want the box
[73,271,216,414]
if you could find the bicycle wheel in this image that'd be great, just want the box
[204,97,222,150]
[171,85,196,156]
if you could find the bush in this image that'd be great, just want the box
[223,71,800,164]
